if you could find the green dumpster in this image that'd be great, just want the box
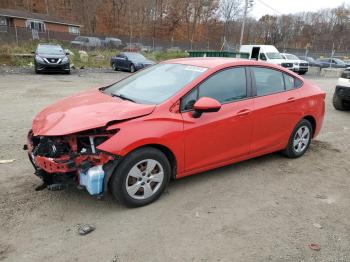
[188,51,249,59]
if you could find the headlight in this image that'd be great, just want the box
[35,55,44,62]
[61,57,69,63]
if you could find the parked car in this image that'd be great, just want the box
[333,68,350,111]
[141,45,152,52]
[123,43,142,52]
[167,46,182,52]
[316,58,347,69]
[240,45,293,70]
[104,37,123,48]
[33,43,70,74]
[281,53,309,75]
[25,58,325,207]
[343,60,350,67]
[70,36,102,49]
[301,56,322,68]
[110,52,155,72]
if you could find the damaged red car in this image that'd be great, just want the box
[25,58,325,207]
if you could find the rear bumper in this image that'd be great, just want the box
[335,85,350,100]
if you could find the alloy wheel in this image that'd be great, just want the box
[293,125,310,153]
[125,159,164,200]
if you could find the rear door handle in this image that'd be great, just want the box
[236,109,251,117]
[287,97,296,102]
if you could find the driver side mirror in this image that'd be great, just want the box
[192,97,221,118]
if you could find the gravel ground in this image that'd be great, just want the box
[0,68,349,262]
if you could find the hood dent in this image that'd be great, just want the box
[32,90,155,136]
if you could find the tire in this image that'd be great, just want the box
[35,66,39,74]
[282,119,313,158]
[333,93,345,111]
[298,71,306,75]
[112,63,118,71]
[110,147,171,207]
[130,64,135,73]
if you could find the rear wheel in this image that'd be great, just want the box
[333,93,345,111]
[283,119,313,158]
[110,147,171,207]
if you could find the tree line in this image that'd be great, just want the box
[1,0,349,51]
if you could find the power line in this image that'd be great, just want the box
[256,0,283,15]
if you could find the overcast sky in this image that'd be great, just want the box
[250,0,349,19]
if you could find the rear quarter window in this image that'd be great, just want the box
[284,74,303,90]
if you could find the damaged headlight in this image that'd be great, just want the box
[32,137,70,158]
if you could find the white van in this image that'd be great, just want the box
[240,45,293,70]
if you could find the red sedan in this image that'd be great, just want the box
[26,58,326,207]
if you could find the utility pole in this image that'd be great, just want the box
[239,0,248,47]
[239,0,254,47]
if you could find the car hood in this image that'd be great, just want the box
[269,59,291,64]
[37,53,66,59]
[287,59,308,63]
[32,89,156,136]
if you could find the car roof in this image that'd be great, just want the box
[38,43,61,47]
[164,57,286,70]
[123,52,143,55]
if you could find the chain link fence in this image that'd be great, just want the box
[0,25,349,59]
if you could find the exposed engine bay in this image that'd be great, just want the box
[25,128,119,195]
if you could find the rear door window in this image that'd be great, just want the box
[251,67,285,96]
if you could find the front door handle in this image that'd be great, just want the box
[287,97,296,102]
[236,109,251,117]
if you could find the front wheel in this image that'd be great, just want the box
[130,64,135,73]
[333,93,345,111]
[112,63,118,71]
[110,147,171,207]
[282,119,313,158]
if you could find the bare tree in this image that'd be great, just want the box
[219,0,243,43]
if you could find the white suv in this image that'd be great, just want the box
[333,68,350,111]
[281,53,309,75]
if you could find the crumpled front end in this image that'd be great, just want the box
[25,128,119,195]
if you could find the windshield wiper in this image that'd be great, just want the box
[111,93,136,103]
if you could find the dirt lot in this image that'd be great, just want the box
[0,68,349,262]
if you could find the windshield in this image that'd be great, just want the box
[104,63,208,104]
[37,45,64,55]
[285,54,299,60]
[126,53,146,61]
[334,58,345,65]
[266,52,283,59]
